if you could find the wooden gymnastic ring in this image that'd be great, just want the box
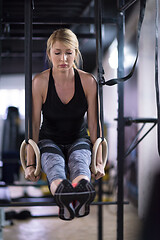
[20,139,41,177]
[91,138,108,175]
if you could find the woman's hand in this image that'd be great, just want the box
[25,166,41,182]
[92,162,105,180]
[92,141,105,180]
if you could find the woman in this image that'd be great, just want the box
[25,28,105,220]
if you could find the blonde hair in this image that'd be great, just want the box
[46,28,82,68]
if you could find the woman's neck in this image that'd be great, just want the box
[52,67,75,85]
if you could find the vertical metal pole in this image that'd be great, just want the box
[117,0,125,240]
[155,0,160,156]
[25,0,32,142]
[0,209,3,240]
[0,0,3,181]
[98,178,103,240]
[0,0,2,79]
[94,0,105,239]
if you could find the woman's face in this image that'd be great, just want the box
[48,41,76,71]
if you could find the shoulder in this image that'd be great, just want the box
[76,69,97,95]
[77,69,97,89]
[33,69,50,85]
[32,69,50,104]
[32,69,50,92]
[77,69,97,83]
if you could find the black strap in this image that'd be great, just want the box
[25,0,33,143]
[155,0,160,156]
[94,0,105,141]
[102,0,147,86]
[94,0,147,142]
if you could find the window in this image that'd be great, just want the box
[0,89,25,118]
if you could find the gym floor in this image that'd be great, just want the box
[2,186,142,240]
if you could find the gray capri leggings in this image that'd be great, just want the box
[38,138,92,185]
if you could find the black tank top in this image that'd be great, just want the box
[39,68,89,144]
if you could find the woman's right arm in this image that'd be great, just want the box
[25,74,44,182]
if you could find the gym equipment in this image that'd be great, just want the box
[20,139,41,176]
[91,138,108,175]
[1,107,20,183]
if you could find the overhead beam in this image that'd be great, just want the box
[1,52,44,58]
[1,16,117,25]
[0,33,96,41]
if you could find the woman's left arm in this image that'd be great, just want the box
[85,74,105,180]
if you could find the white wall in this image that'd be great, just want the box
[0,74,25,89]
[137,0,160,218]
[102,53,118,165]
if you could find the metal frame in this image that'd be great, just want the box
[0,200,129,208]
[0,0,2,77]
[94,0,105,239]
[1,16,116,25]
[117,1,125,240]
[124,118,157,158]
[0,0,126,240]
